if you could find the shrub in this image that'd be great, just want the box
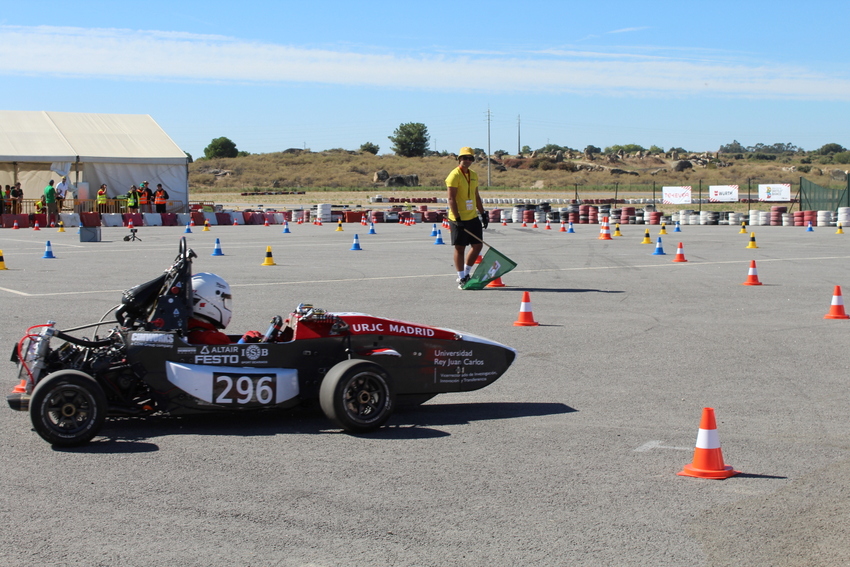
[832,151,850,164]
[360,142,380,155]
[797,165,812,173]
[204,137,239,159]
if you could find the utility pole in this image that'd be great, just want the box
[517,115,521,155]
[486,108,491,187]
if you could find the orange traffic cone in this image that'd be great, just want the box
[264,218,270,227]
[190,218,195,227]
[532,221,539,228]
[513,291,539,326]
[486,276,506,288]
[824,285,850,319]
[13,220,19,229]
[559,221,566,232]
[474,254,483,265]
[678,407,740,479]
[33,221,40,231]
[12,379,27,394]
[128,219,134,230]
[598,217,612,240]
[545,219,552,230]
[742,260,762,286]
[672,242,688,262]
[233,218,239,226]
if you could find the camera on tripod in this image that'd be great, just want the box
[123,228,141,241]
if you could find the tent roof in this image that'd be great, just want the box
[0,111,187,164]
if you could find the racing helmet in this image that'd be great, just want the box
[191,273,232,329]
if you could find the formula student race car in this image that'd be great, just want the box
[7,238,516,447]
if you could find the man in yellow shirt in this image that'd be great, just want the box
[446,147,488,289]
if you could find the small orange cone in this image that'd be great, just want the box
[474,254,483,265]
[190,218,195,227]
[532,221,539,228]
[559,221,566,232]
[233,218,239,226]
[672,242,688,262]
[598,217,612,240]
[824,285,850,319]
[545,219,552,230]
[128,219,134,229]
[513,291,539,326]
[33,221,40,231]
[486,276,506,288]
[264,218,270,227]
[742,260,762,285]
[13,220,19,229]
[678,407,739,479]
[12,379,27,394]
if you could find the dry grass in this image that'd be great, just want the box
[190,151,848,212]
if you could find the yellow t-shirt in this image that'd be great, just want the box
[445,167,479,221]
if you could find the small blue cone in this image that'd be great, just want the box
[433,230,445,245]
[652,236,666,255]
[567,222,575,234]
[211,238,224,256]
[350,234,362,251]
[806,221,814,232]
[282,221,291,233]
[368,222,376,235]
[184,223,192,233]
[674,221,681,232]
[42,241,56,259]
[430,224,438,237]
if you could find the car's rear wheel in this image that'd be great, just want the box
[29,371,107,447]
[320,360,394,433]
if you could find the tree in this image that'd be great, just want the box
[718,140,746,154]
[520,145,532,155]
[388,122,430,157]
[584,145,601,155]
[817,143,846,155]
[204,137,239,159]
[649,145,664,154]
[360,142,380,155]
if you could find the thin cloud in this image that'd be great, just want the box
[1,25,848,101]
[607,27,650,34]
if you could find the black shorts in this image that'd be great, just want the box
[450,216,483,246]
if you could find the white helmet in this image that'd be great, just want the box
[191,273,232,329]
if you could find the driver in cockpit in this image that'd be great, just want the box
[187,273,261,345]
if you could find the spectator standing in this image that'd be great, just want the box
[43,180,58,225]
[1,185,7,214]
[139,182,151,213]
[154,183,169,213]
[11,183,23,215]
[126,185,140,214]
[56,176,70,212]
[96,184,108,213]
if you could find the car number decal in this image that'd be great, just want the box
[166,361,298,405]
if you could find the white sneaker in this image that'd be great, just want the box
[457,275,471,289]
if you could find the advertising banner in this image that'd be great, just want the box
[758,183,791,201]
[662,186,692,205]
[709,185,739,202]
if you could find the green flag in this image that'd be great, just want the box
[462,245,517,290]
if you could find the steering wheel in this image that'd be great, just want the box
[261,315,283,343]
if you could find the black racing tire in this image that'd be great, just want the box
[319,360,395,433]
[29,370,107,447]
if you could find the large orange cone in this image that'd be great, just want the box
[678,407,739,479]
[486,276,506,288]
[742,260,763,285]
[598,217,612,240]
[824,285,850,319]
[513,291,539,326]
[672,242,688,262]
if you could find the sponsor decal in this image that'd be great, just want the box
[129,332,174,347]
[243,344,267,361]
[177,347,197,355]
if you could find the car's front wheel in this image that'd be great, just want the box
[320,360,394,433]
[29,371,107,447]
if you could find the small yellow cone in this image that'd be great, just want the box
[57,222,65,233]
[659,223,667,235]
[739,222,747,234]
[613,223,622,237]
[836,223,844,235]
[641,228,652,244]
[335,221,344,232]
[0,249,7,270]
[261,246,276,266]
[746,232,759,249]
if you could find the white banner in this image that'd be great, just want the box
[662,186,692,205]
[708,185,739,202]
[758,183,791,201]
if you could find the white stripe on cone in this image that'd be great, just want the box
[695,428,721,450]
[832,294,845,306]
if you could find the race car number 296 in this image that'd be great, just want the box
[213,372,276,405]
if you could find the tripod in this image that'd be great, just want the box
[123,228,141,241]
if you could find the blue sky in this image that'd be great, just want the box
[2,1,848,158]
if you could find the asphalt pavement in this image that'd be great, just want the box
[1,220,849,567]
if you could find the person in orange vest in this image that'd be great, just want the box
[138,181,151,213]
[96,184,108,213]
[153,183,169,213]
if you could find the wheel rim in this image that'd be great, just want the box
[341,370,389,425]
[40,385,97,435]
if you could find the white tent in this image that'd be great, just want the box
[0,111,188,209]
